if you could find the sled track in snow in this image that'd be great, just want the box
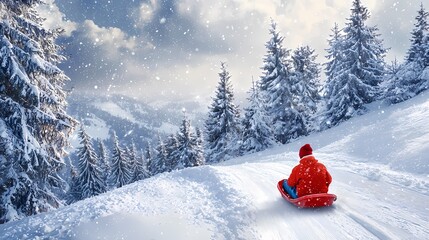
[217,160,429,239]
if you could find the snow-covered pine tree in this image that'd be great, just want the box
[109,131,132,188]
[134,149,149,180]
[385,4,429,104]
[204,62,241,163]
[164,134,180,171]
[386,58,400,76]
[241,80,277,154]
[150,136,168,175]
[0,0,77,222]
[259,20,306,143]
[128,141,147,182]
[406,3,429,65]
[194,127,205,162]
[291,45,322,131]
[175,114,205,169]
[96,139,110,188]
[322,0,387,129]
[127,141,141,183]
[259,20,289,93]
[73,125,106,201]
[324,23,344,100]
[144,142,152,176]
[195,127,204,147]
[65,158,80,205]
[423,35,429,68]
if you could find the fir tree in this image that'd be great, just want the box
[66,159,80,205]
[144,142,153,176]
[195,127,204,147]
[385,4,429,104]
[109,131,132,188]
[406,3,429,66]
[134,149,149,180]
[241,80,277,154]
[175,114,205,169]
[164,134,180,171]
[259,19,290,93]
[324,23,344,99]
[150,136,168,175]
[386,58,401,76]
[322,0,387,129]
[194,127,205,162]
[96,139,110,187]
[0,0,77,222]
[204,62,241,163]
[291,45,322,130]
[73,125,106,201]
[124,146,133,183]
[128,141,141,183]
[259,20,306,143]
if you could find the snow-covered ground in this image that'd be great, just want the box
[1,92,429,239]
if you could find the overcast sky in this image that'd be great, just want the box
[38,0,423,105]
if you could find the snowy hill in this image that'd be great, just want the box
[1,93,428,239]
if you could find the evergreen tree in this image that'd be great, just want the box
[144,142,153,176]
[109,131,131,188]
[424,35,429,68]
[204,62,241,163]
[150,136,168,175]
[291,45,322,130]
[406,3,429,66]
[164,134,180,171]
[0,0,77,222]
[195,127,204,147]
[259,20,290,93]
[241,80,277,154]
[66,159,80,205]
[134,149,149,180]
[386,58,401,76]
[324,23,344,99]
[96,139,110,187]
[73,125,106,201]
[128,141,141,183]
[385,4,429,103]
[194,127,205,162]
[259,20,306,143]
[176,114,205,169]
[322,0,387,129]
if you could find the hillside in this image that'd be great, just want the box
[1,92,428,239]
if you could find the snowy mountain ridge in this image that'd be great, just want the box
[1,92,428,239]
[67,92,206,148]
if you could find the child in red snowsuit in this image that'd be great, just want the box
[283,144,332,198]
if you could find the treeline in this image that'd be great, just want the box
[67,114,205,203]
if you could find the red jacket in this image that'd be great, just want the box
[287,155,332,197]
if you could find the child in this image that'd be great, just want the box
[283,144,332,198]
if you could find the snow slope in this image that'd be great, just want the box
[1,93,429,239]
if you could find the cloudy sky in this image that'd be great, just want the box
[38,0,422,105]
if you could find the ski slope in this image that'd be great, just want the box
[1,93,429,239]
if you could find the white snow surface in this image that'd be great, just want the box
[1,93,429,239]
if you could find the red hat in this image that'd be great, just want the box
[299,144,313,158]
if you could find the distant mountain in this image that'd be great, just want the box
[66,92,207,152]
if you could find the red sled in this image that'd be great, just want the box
[277,179,337,208]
